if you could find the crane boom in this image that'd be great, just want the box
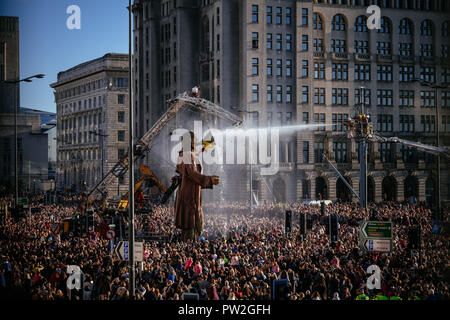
[370,134,450,157]
[84,92,243,202]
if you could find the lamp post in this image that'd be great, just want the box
[1,74,45,207]
[89,130,108,180]
[413,79,450,221]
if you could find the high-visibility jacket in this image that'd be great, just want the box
[373,294,388,300]
[356,294,369,300]
[390,296,402,300]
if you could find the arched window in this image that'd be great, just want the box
[421,19,433,36]
[443,21,449,37]
[376,17,391,33]
[399,18,412,35]
[313,12,323,30]
[331,14,346,31]
[354,15,367,32]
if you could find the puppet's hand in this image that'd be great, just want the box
[211,176,220,185]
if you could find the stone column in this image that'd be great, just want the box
[328,177,337,201]
[374,176,383,203]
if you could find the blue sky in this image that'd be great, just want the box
[0,0,130,113]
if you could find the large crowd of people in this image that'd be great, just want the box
[0,195,448,300]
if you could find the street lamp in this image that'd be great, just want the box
[89,130,108,180]
[412,78,450,220]
[0,74,45,207]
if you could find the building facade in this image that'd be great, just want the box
[133,0,450,206]
[0,16,20,114]
[51,53,130,197]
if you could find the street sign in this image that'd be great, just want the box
[360,221,393,253]
[361,221,392,239]
[106,229,116,240]
[363,239,391,252]
[114,241,143,261]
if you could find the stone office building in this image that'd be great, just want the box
[132,0,450,206]
[51,53,130,197]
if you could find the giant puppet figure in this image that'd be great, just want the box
[173,131,219,241]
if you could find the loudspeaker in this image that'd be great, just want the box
[273,279,289,300]
[285,210,292,233]
[408,226,421,249]
[299,213,306,235]
[182,293,199,300]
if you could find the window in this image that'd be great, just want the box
[267,112,273,126]
[118,130,125,142]
[442,116,450,132]
[377,17,391,33]
[313,38,324,52]
[420,115,435,132]
[301,8,308,26]
[252,58,259,75]
[443,45,449,58]
[286,112,292,125]
[377,42,391,55]
[332,113,348,132]
[302,112,309,125]
[252,84,259,102]
[400,115,415,132]
[443,21,449,37]
[252,5,258,23]
[276,7,282,25]
[277,112,282,125]
[286,86,292,103]
[332,88,348,105]
[354,16,367,32]
[302,86,309,103]
[377,89,393,106]
[420,66,435,83]
[267,33,272,49]
[267,6,272,24]
[420,91,435,107]
[331,39,346,53]
[217,60,220,79]
[377,114,393,132]
[276,34,282,51]
[379,143,393,163]
[118,94,125,104]
[313,13,323,30]
[252,32,259,49]
[377,65,393,81]
[355,64,370,81]
[314,113,325,131]
[303,142,309,164]
[399,18,412,34]
[267,59,273,76]
[286,34,292,51]
[442,91,450,107]
[399,90,415,107]
[399,65,414,82]
[302,35,308,51]
[398,43,412,56]
[355,88,371,106]
[286,59,292,77]
[276,86,283,103]
[301,60,308,78]
[286,7,292,25]
[354,40,369,54]
[332,14,346,31]
[333,142,347,163]
[442,68,450,83]
[421,20,433,36]
[314,62,325,79]
[267,85,273,102]
[420,44,433,57]
[118,111,125,123]
[314,142,324,163]
[276,59,282,76]
[332,63,348,80]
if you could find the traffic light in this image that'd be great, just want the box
[329,215,339,242]
[408,226,421,250]
[285,210,292,233]
[299,213,306,235]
